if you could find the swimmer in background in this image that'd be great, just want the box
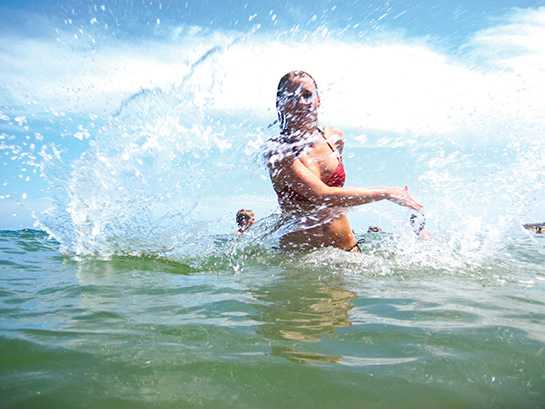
[232,209,256,234]
[266,70,424,253]
[410,213,434,240]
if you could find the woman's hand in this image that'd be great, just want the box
[387,186,423,211]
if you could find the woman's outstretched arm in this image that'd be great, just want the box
[271,155,423,211]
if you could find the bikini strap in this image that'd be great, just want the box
[346,238,366,253]
[318,126,341,161]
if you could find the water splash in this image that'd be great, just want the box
[7,15,541,273]
[37,39,267,258]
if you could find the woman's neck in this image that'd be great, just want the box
[281,120,319,142]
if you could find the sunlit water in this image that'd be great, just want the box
[1,229,545,408]
[2,3,545,408]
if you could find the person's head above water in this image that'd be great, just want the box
[235,209,255,233]
[276,71,321,134]
[410,213,426,234]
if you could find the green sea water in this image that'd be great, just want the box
[2,1,545,407]
[1,229,544,409]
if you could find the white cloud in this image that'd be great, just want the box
[1,7,544,147]
[469,7,545,72]
[0,197,50,230]
[0,26,236,117]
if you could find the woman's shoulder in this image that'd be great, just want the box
[322,126,345,152]
[323,126,344,138]
[265,136,297,167]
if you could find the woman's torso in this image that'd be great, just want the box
[268,127,357,251]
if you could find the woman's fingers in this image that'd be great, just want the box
[391,187,423,210]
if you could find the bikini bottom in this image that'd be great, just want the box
[345,238,366,253]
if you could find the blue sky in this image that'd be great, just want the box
[1,0,545,233]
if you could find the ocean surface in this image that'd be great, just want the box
[1,228,544,408]
[2,2,545,407]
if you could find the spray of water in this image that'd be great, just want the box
[37,38,267,260]
[2,16,542,273]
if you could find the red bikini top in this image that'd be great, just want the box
[326,161,346,188]
[278,131,346,203]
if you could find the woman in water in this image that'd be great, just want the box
[267,70,423,252]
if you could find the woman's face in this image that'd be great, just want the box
[281,76,321,126]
